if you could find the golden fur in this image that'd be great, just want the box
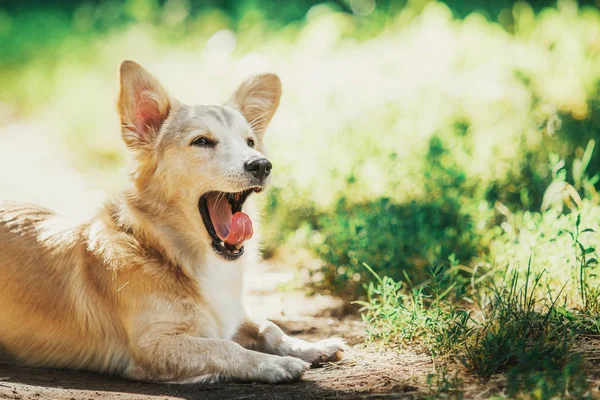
[0,61,345,383]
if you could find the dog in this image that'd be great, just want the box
[0,61,346,383]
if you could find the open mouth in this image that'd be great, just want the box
[199,188,261,261]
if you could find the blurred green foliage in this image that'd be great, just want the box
[2,0,599,106]
[260,0,600,295]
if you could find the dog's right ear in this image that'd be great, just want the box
[228,74,282,137]
[118,61,171,149]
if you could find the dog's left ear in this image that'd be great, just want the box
[118,60,171,149]
[228,74,282,136]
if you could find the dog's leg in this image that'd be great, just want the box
[233,318,347,366]
[127,331,309,383]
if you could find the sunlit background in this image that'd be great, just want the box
[3,1,600,395]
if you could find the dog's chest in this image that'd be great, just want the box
[195,258,245,340]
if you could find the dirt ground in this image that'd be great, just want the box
[0,262,439,400]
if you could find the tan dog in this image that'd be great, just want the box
[0,61,345,383]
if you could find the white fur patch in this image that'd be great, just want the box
[195,253,246,340]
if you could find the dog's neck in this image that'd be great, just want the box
[103,188,213,278]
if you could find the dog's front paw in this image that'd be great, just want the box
[253,355,310,384]
[298,337,348,366]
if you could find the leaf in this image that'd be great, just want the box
[581,228,596,234]
[581,139,595,174]
[362,262,383,285]
[552,157,565,176]
[439,282,458,301]
[572,159,583,186]
[586,258,598,267]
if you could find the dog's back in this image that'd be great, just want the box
[0,202,130,373]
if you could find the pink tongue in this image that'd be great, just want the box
[223,212,253,245]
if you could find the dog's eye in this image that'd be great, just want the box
[247,138,255,148]
[191,137,215,148]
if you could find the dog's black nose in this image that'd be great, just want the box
[245,158,272,181]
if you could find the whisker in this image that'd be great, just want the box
[248,111,269,127]
[251,127,268,136]
[249,117,269,129]
[248,112,271,131]
[267,186,280,199]
[249,119,270,132]
[218,192,227,210]
[213,192,227,212]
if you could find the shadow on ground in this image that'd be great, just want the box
[0,344,432,400]
[0,363,353,400]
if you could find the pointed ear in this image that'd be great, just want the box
[118,60,171,149]
[228,74,282,136]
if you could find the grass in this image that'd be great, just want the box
[354,143,600,397]
[360,267,592,397]
[358,205,600,398]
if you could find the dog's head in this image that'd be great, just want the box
[118,61,281,261]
